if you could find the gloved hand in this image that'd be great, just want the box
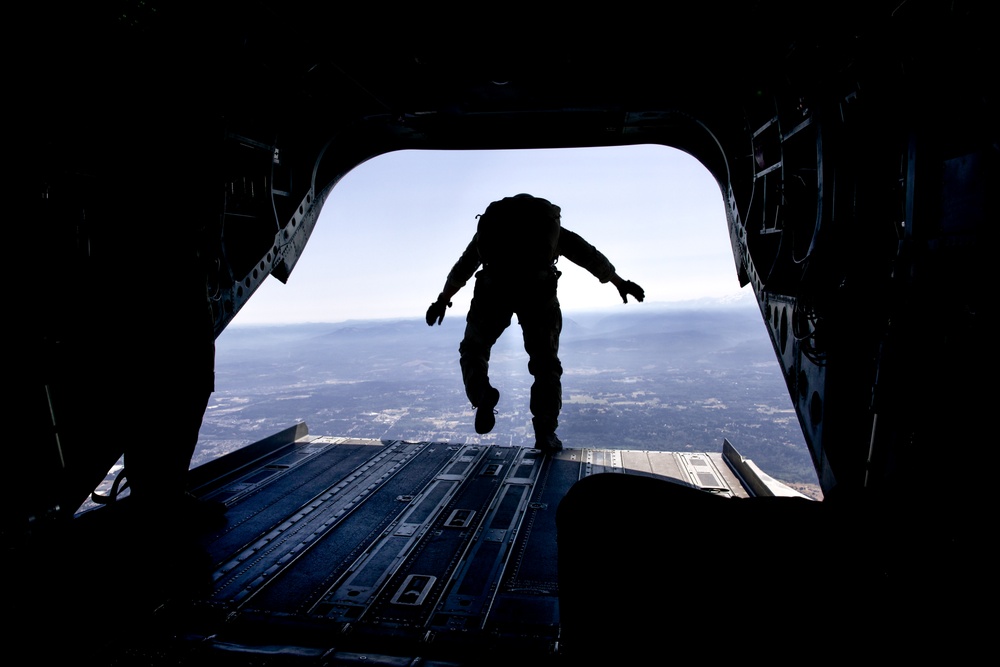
[616,280,645,303]
[426,294,452,325]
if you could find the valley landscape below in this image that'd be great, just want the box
[197,301,823,500]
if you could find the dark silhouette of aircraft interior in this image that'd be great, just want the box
[10,2,992,664]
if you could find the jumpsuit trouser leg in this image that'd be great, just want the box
[459,271,512,407]
[518,282,563,438]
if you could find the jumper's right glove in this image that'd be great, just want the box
[426,294,452,326]
[617,280,645,304]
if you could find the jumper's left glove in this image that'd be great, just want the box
[426,294,452,326]
[617,280,645,304]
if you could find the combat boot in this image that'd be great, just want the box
[535,432,563,453]
[475,386,500,434]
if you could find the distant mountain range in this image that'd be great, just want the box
[220,294,769,354]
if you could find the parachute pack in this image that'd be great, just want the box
[476,194,561,271]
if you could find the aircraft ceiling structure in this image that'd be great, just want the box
[14,1,993,542]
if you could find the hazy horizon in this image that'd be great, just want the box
[222,289,759,331]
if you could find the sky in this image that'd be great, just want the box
[229,144,750,326]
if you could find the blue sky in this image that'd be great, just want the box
[230,144,749,325]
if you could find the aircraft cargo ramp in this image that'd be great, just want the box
[13,423,806,666]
